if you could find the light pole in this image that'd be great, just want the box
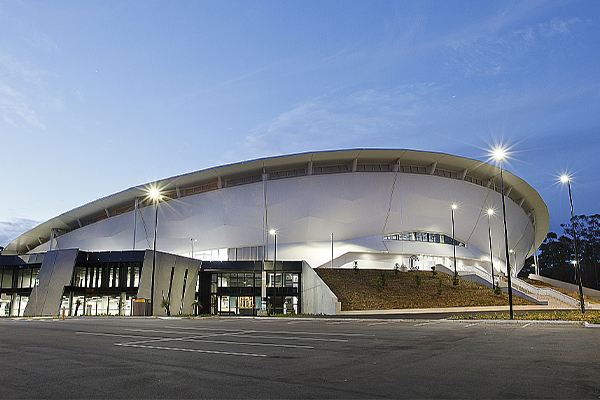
[451,203,458,285]
[487,208,495,290]
[492,147,514,319]
[270,229,277,315]
[330,232,334,269]
[149,188,161,316]
[560,175,585,313]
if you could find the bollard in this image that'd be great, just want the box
[62,307,65,321]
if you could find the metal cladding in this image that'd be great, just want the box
[5,149,548,276]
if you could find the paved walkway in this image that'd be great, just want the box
[340,303,600,317]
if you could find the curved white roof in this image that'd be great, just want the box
[5,149,549,255]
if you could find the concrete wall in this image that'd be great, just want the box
[301,261,341,315]
[24,249,78,317]
[137,250,200,315]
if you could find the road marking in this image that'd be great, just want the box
[464,322,481,327]
[165,325,370,337]
[126,329,348,343]
[414,320,446,327]
[522,323,532,328]
[78,330,314,351]
[368,321,399,326]
[76,331,156,339]
[115,343,267,357]
[225,333,348,342]
[180,338,314,349]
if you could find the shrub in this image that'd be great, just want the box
[414,274,421,286]
[376,272,387,294]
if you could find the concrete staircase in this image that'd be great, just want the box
[498,277,583,309]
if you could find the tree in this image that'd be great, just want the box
[191,300,202,316]
[538,232,576,284]
[561,214,600,289]
[535,214,600,290]
[161,298,170,316]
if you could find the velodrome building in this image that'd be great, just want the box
[1,149,548,317]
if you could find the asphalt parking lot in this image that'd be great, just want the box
[1,316,598,399]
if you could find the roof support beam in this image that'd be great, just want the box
[77,219,82,228]
[175,186,181,198]
[518,198,525,207]
[105,208,110,218]
[504,187,513,197]
[37,237,43,245]
[460,168,468,180]
[307,161,313,176]
[391,158,400,172]
[351,158,358,172]
[486,179,493,188]
[427,162,437,175]
[217,176,223,189]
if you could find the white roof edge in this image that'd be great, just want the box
[4,148,549,255]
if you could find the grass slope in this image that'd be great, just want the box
[316,269,533,311]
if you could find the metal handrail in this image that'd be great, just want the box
[510,277,580,308]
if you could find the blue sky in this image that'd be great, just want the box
[1,1,599,247]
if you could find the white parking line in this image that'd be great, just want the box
[78,329,316,349]
[368,321,399,326]
[225,333,348,342]
[522,323,532,328]
[126,328,346,343]
[414,320,446,327]
[115,343,267,357]
[165,325,370,337]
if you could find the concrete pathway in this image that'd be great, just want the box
[340,303,600,317]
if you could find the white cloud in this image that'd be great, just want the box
[538,18,580,37]
[0,218,40,248]
[3,114,17,127]
[0,81,46,129]
[445,16,581,77]
[242,84,439,157]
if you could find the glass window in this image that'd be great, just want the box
[244,273,254,287]
[73,267,83,287]
[2,269,13,289]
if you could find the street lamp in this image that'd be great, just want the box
[330,232,334,269]
[487,208,496,290]
[560,174,585,313]
[191,238,196,259]
[451,203,458,285]
[491,146,514,319]
[148,187,162,316]
[269,229,277,315]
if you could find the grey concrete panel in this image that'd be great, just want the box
[24,249,78,316]
[301,261,340,315]
[180,258,199,315]
[135,250,154,301]
[137,250,200,315]
[153,252,176,316]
